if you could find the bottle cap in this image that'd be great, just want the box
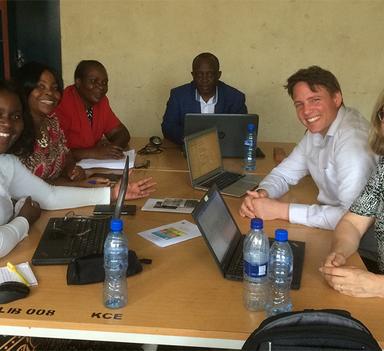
[250,218,263,229]
[247,123,255,132]
[275,228,288,241]
[110,218,123,231]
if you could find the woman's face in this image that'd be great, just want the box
[0,90,24,154]
[75,64,108,108]
[28,70,61,118]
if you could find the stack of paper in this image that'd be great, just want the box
[77,149,136,169]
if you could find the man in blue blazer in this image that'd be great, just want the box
[161,52,248,144]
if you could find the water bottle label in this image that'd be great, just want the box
[244,260,267,278]
[244,139,252,146]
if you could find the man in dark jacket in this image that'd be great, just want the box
[161,52,248,144]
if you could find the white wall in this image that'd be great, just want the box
[60,0,384,142]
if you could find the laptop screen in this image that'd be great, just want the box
[114,155,130,218]
[193,188,238,262]
[184,128,222,181]
[184,113,259,158]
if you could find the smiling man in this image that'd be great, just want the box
[56,60,130,160]
[239,65,377,230]
[161,52,247,144]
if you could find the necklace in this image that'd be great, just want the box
[37,127,49,148]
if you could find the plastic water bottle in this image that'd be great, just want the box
[266,229,293,317]
[244,123,256,171]
[103,218,128,309]
[243,218,269,311]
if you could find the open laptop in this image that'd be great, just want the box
[192,185,305,289]
[184,127,262,197]
[184,113,264,158]
[31,156,130,266]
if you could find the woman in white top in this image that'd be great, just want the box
[0,80,155,258]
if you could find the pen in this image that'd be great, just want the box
[88,180,97,185]
[6,262,29,286]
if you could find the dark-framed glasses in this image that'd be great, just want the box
[377,106,384,122]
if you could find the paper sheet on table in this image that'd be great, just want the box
[0,262,38,286]
[77,149,135,169]
[137,220,201,247]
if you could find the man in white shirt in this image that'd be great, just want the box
[239,65,376,230]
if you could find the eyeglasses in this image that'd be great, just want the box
[377,106,384,122]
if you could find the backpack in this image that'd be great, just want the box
[242,309,381,351]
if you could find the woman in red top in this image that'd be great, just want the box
[55,60,130,161]
[15,62,85,181]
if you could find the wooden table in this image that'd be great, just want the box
[1,145,383,349]
[131,137,295,175]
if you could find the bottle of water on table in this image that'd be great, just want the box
[266,228,293,317]
[103,218,128,309]
[243,218,269,311]
[244,123,256,171]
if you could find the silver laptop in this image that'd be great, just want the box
[184,127,262,197]
[184,113,264,158]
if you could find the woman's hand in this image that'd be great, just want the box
[323,251,347,268]
[85,176,111,187]
[319,265,384,298]
[18,196,41,225]
[67,165,86,181]
[111,177,156,201]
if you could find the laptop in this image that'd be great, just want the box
[31,156,130,265]
[192,185,305,289]
[184,113,264,158]
[184,127,262,197]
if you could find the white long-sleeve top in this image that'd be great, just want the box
[0,154,110,257]
[259,106,377,230]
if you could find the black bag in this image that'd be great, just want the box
[242,309,380,351]
[66,250,150,285]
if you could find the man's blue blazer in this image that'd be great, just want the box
[161,81,247,144]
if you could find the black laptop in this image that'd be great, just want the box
[192,184,305,289]
[31,156,130,265]
[184,113,264,158]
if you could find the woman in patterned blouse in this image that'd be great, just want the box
[320,93,384,297]
[15,62,86,181]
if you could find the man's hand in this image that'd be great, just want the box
[250,197,289,221]
[18,196,41,225]
[92,144,125,160]
[239,189,268,218]
[319,265,384,298]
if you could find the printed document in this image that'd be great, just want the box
[137,220,201,247]
[141,198,199,214]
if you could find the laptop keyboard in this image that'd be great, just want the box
[226,241,244,277]
[32,217,110,265]
[62,218,109,257]
[200,172,243,190]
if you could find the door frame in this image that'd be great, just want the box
[0,0,10,79]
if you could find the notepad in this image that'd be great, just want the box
[0,262,38,286]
